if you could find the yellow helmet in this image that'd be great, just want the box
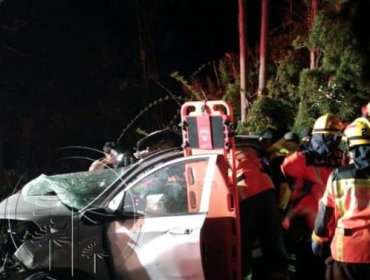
[344,117,370,147]
[312,113,343,135]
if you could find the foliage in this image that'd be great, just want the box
[167,0,370,142]
[170,71,203,100]
[170,53,243,122]
[292,35,307,50]
[243,0,370,136]
[117,94,184,144]
[244,96,288,135]
[295,2,370,126]
[243,52,304,134]
[269,55,304,100]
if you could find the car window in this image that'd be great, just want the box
[123,153,183,188]
[123,157,210,217]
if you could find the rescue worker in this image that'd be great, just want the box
[268,131,300,161]
[89,141,124,171]
[235,140,287,280]
[312,117,370,280]
[260,130,294,213]
[299,127,313,151]
[261,131,299,279]
[283,131,300,145]
[281,113,345,280]
[259,128,282,157]
[133,129,182,159]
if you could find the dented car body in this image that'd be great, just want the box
[0,150,240,280]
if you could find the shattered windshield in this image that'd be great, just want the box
[22,168,128,210]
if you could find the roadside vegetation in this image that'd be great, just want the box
[172,0,370,134]
[1,0,370,201]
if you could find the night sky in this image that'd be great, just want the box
[0,0,261,175]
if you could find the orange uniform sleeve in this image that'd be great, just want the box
[313,172,336,242]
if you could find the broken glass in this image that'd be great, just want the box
[22,168,128,210]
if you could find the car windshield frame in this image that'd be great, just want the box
[21,149,185,212]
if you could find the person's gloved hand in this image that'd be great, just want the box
[311,240,324,256]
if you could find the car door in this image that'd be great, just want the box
[105,154,218,280]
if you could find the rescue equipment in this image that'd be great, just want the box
[180,100,241,280]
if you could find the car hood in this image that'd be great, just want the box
[0,192,72,228]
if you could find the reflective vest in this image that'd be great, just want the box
[318,165,370,263]
[267,139,297,210]
[267,138,299,162]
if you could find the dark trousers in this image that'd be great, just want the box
[239,189,287,279]
[283,216,326,280]
[326,257,370,280]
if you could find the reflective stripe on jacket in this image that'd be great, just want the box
[315,165,370,263]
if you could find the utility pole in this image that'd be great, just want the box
[258,0,269,95]
[238,0,248,123]
[310,0,318,70]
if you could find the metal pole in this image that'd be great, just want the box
[238,0,248,124]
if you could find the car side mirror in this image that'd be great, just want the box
[80,207,118,225]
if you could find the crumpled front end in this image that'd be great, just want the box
[0,218,77,279]
[0,191,73,279]
[0,219,40,279]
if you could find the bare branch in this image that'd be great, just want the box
[2,45,34,57]
[151,78,182,107]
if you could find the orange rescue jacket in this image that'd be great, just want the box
[281,150,343,229]
[236,147,274,201]
[314,165,370,263]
